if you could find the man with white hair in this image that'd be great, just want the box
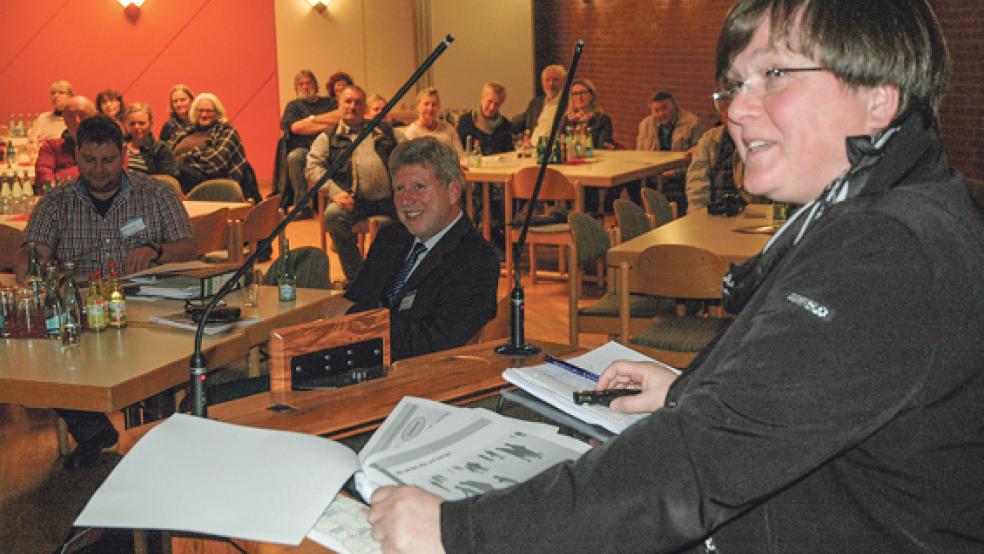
[512,64,567,142]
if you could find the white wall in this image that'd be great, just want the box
[273,0,418,110]
[427,0,534,118]
[272,0,533,121]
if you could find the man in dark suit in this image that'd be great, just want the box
[324,137,500,361]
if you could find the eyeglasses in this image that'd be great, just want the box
[712,67,826,114]
[198,108,217,114]
[571,90,593,97]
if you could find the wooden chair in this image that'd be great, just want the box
[262,247,331,289]
[641,187,677,227]
[187,178,245,202]
[613,199,652,244]
[0,225,24,273]
[353,215,394,258]
[471,295,512,344]
[150,174,184,199]
[621,244,731,368]
[226,195,284,263]
[568,213,675,346]
[189,207,230,258]
[504,166,580,283]
[316,187,392,255]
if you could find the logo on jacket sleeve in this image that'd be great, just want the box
[785,292,833,320]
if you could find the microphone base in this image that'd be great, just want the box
[495,342,541,357]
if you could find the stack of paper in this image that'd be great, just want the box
[75,398,590,553]
[503,341,678,434]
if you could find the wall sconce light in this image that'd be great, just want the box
[119,0,146,6]
[308,0,330,13]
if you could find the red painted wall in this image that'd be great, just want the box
[0,0,280,181]
[534,0,983,182]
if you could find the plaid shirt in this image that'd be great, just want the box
[25,170,193,276]
[166,121,248,183]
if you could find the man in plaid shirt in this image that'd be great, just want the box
[17,115,196,470]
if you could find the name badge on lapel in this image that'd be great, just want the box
[398,290,417,311]
[120,216,147,238]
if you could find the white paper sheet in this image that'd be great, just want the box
[503,341,678,433]
[74,414,361,545]
[307,495,382,554]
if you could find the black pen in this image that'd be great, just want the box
[573,388,642,406]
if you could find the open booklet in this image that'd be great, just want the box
[503,341,680,434]
[75,397,589,551]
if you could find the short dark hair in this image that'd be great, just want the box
[715,0,950,126]
[650,90,674,103]
[76,115,123,151]
[388,137,462,188]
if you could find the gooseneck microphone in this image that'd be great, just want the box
[496,39,585,357]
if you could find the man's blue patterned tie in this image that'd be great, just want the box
[386,242,427,306]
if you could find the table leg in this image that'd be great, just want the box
[482,182,492,242]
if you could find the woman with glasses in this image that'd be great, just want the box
[559,79,615,150]
[160,84,195,143]
[367,1,984,552]
[165,92,250,194]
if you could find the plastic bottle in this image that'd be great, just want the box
[43,264,64,338]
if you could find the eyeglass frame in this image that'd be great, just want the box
[712,67,827,114]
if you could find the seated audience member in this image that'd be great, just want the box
[686,108,744,211]
[96,88,126,130]
[637,90,703,214]
[166,92,251,195]
[403,88,465,159]
[367,1,984,552]
[17,115,194,470]
[281,70,341,216]
[456,81,514,246]
[456,81,514,155]
[512,64,567,142]
[560,79,615,150]
[159,84,194,142]
[367,94,405,126]
[35,96,97,186]
[29,80,73,143]
[325,137,499,361]
[327,71,355,105]
[305,85,398,282]
[124,103,179,178]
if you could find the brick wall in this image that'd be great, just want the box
[534,0,983,181]
[933,0,984,182]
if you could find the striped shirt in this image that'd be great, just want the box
[24,170,193,276]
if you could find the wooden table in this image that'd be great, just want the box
[462,150,691,239]
[607,205,774,341]
[167,339,584,554]
[608,205,774,291]
[0,286,340,413]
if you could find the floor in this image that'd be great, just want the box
[0,192,609,552]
